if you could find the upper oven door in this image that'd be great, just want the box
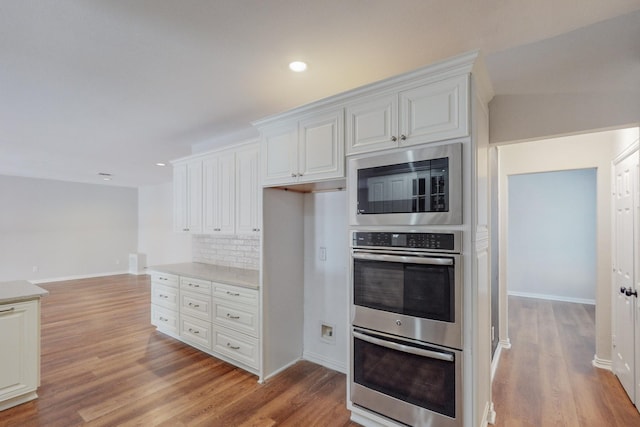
[348,142,462,226]
[352,250,462,349]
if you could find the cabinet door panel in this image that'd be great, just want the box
[346,94,398,155]
[236,146,261,235]
[298,110,344,182]
[203,153,235,234]
[399,74,469,146]
[212,326,259,369]
[0,301,38,402]
[261,123,298,185]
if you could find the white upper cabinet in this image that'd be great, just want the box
[173,159,202,233]
[203,152,235,234]
[260,122,298,186]
[260,108,344,186]
[173,142,261,236]
[345,93,398,154]
[298,110,344,183]
[235,145,261,235]
[346,74,470,155]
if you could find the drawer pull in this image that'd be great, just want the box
[226,291,240,297]
[159,316,168,322]
[0,307,15,314]
[160,277,167,281]
[188,328,200,334]
[226,313,240,320]
[159,294,169,299]
[227,343,240,350]
[188,283,200,288]
[188,303,200,308]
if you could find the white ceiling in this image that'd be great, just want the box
[1,1,639,187]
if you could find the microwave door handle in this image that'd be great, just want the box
[352,252,453,266]
[353,331,454,362]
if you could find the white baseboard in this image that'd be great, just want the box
[592,354,612,371]
[491,342,504,381]
[302,350,347,374]
[508,290,595,305]
[30,270,132,284]
[261,358,301,383]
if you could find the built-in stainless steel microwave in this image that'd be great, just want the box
[348,143,462,226]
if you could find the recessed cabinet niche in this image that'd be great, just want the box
[172,143,260,235]
[259,108,344,186]
[345,74,470,155]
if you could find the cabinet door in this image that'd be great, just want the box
[399,74,469,146]
[173,160,203,233]
[236,145,261,235]
[203,153,235,234]
[345,93,398,155]
[261,122,298,186]
[0,300,38,403]
[298,109,344,182]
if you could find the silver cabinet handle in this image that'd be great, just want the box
[188,283,200,288]
[188,302,200,308]
[353,330,453,362]
[226,313,240,320]
[227,343,240,350]
[0,307,16,314]
[188,328,200,334]
[159,316,168,322]
[159,294,169,299]
[391,136,397,142]
[226,291,240,297]
[352,250,453,266]
[400,134,407,141]
[291,173,297,177]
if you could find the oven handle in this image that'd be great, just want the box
[352,251,453,266]
[353,330,454,362]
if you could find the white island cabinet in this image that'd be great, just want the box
[0,281,48,411]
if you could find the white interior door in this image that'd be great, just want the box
[613,153,637,403]
[634,158,640,405]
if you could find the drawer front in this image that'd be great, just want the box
[150,271,179,288]
[212,283,258,307]
[180,290,212,322]
[180,277,212,295]
[151,305,178,335]
[179,315,212,350]
[151,283,179,310]
[213,301,259,337]
[212,326,259,369]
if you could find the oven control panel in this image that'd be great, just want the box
[352,231,456,251]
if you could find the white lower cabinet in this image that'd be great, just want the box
[0,300,40,410]
[212,325,259,370]
[151,272,260,375]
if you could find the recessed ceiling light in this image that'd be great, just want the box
[289,61,307,72]
[156,162,166,167]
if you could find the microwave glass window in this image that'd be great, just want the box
[357,157,449,215]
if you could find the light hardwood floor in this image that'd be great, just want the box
[0,275,358,427]
[2,276,639,426]
[492,296,640,427]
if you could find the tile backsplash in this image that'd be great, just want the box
[192,234,260,270]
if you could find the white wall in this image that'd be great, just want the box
[138,182,191,267]
[0,175,138,282]
[507,169,597,303]
[302,190,348,373]
[498,130,615,364]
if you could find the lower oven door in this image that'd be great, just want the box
[351,327,462,427]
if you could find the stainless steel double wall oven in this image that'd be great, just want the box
[348,142,464,427]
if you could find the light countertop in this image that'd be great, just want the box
[148,263,259,290]
[0,280,49,305]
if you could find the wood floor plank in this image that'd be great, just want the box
[0,275,358,427]
[493,296,640,427]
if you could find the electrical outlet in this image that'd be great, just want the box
[319,247,327,261]
[320,323,335,344]
[32,266,38,273]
